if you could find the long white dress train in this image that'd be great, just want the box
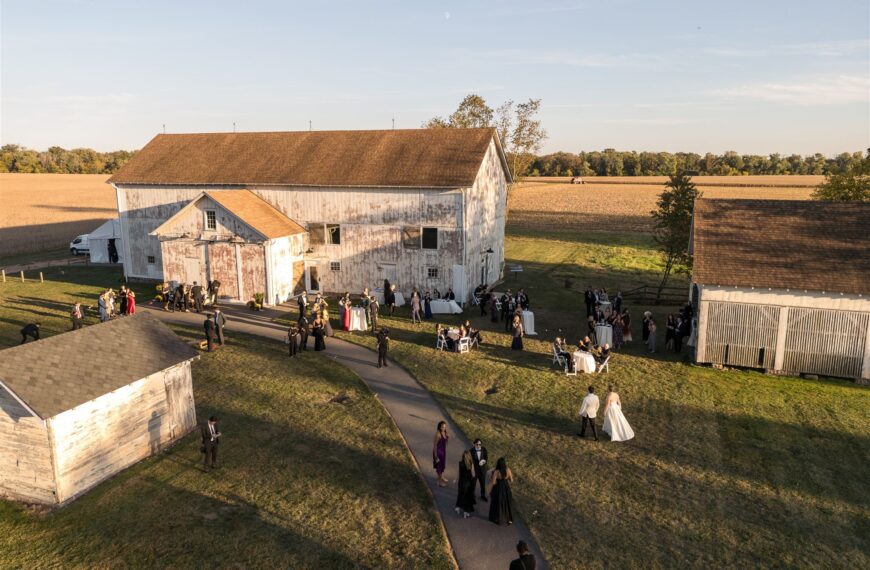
[602,403,635,442]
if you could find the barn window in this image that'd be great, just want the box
[427,267,439,279]
[422,227,438,250]
[147,255,156,264]
[309,223,325,245]
[326,224,341,245]
[330,261,341,272]
[205,210,217,231]
[402,226,421,249]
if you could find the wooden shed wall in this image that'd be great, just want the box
[464,139,508,296]
[48,362,196,503]
[267,235,305,303]
[0,386,56,504]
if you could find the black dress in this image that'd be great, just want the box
[313,324,326,351]
[456,461,477,514]
[488,473,514,525]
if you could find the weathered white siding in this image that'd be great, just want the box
[267,235,305,304]
[48,362,196,503]
[0,386,56,504]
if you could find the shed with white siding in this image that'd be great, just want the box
[691,199,870,382]
[107,128,511,305]
[0,313,199,504]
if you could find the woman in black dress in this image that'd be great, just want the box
[454,450,477,518]
[488,457,514,525]
[312,316,326,351]
[511,316,524,351]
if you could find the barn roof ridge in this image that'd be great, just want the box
[0,312,199,419]
[107,128,508,188]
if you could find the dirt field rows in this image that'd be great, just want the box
[509,176,818,234]
[523,175,824,187]
[0,174,114,257]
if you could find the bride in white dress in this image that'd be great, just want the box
[602,385,635,442]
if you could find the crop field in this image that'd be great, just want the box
[509,176,819,235]
[0,174,114,258]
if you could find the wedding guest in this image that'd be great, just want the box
[470,438,489,501]
[20,322,40,344]
[213,308,226,345]
[126,288,136,315]
[613,290,623,314]
[424,291,433,319]
[386,283,397,316]
[587,316,598,345]
[622,309,633,342]
[203,316,216,352]
[321,300,334,337]
[200,416,221,471]
[578,385,600,441]
[160,282,171,311]
[433,287,441,299]
[368,296,379,333]
[298,314,310,351]
[298,291,308,318]
[490,294,499,323]
[119,285,128,315]
[432,421,449,487]
[376,328,389,368]
[191,281,204,313]
[454,450,477,518]
[287,323,299,358]
[665,315,676,351]
[410,288,422,324]
[511,315,524,350]
[642,311,652,343]
[510,541,536,570]
[445,288,456,301]
[70,303,84,330]
[312,315,326,351]
[584,288,594,317]
[612,313,624,349]
[98,291,109,322]
[647,318,657,353]
[488,457,514,526]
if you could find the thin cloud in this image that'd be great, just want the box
[470,49,665,68]
[711,74,869,105]
[703,39,870,58]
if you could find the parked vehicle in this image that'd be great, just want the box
[70,234,90,255]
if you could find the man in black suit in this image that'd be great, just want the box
[446,288,456,301]
[213,309,227,346]
[376,328,390,368]
[287,324,299,358]
[298,314,309,351]
[298,292,308,318]
[191,282,204,313]
[203,316,216,352]
[201,416,221,471]
[20,322,40,344]
[584,288,594,317]
[510,541,536,570]
[470,438,489,501]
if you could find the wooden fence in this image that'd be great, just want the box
[621,284,687,306]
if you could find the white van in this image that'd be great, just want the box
[70,234,90,255]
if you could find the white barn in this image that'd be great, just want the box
[691,199,870,382]
[0,313,198,504]
[108,128,511,305]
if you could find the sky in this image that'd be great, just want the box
[1,0,868,155]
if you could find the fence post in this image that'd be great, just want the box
[1,269,5,283]
[39,272,44,283]
[20,271,25,283]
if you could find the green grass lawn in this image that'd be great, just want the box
[332,230,870,569]
[0,269,452,568]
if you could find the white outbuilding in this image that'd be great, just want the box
[88,218,124,264]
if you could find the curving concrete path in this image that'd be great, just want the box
[145,302,547,570]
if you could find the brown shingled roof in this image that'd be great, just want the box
[0,312,199,419]
[108,128,508,188]
[208,190,305,238]
[692,198,870,295]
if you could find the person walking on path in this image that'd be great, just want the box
[510,541,536,570]
[433,421,449,487]
[455,450,477,518]
[203,316,217,352]
[201,416,221,472]
[20,323,40,344]
[70,303,84,330]
[488,457,515,526]
[578,385,600,441]
[213,308,227,346]
[287,323,299,358]
[471,438,489,502]
[376,328,390,368]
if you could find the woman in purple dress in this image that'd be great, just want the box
[432,421,449,487]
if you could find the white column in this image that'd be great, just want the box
[695,300,709,362]
[263,241,274,307]
[773,306,789,371]
[861,319,870,381]
[234,243,244,302]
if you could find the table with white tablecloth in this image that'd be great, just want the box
[373,289,405,307]
[521,310,537,335]
[430,299,463,314]
[595,324,613,346]
[573,351,597,373]
[349,307,368,331]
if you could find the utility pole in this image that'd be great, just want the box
[233,122,236,132]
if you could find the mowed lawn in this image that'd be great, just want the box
[0,269,452,568]
[334,230,870,569]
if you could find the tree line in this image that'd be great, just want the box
[528,149,866,177]
[0,144,136,174]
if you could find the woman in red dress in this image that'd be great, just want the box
[342,293,351,331]
[126,289,137,315]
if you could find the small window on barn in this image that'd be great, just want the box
[422,227,438,250]
[147,255,156,264]
[327,224,341,245]
[205,210,217,231]
[427,267,439,279]
[330,261,341,272]
[402,226,421,249]
[309,223,325,245]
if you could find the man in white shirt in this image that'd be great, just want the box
[578,386,600,441]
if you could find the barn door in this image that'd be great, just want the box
[783,308,868,379]
[305,262,320,292]
[292,261,305,295]
[703,302,779,369]
[184,256,205,285]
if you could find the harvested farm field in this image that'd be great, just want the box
[508,175,818,235]
[0,173,114,257]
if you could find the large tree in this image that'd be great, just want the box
[651,174,701,303]
[812,149,870,201]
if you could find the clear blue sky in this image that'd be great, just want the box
[2,0,868,155]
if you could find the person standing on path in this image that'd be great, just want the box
[433,421,449,487]
[119,285,128,316]
[298,291,308,319]
[470,438,489,502]
[454,450,477,518]
[203,316,217,352]
[201,416,221,472]
[191,282,205,313]
[369,296,380,333]
[312,315,327,351]
[578,385,600,441]
[213,308,227,346]
[70,303,83,330]
[376,328,390,368]
[126,288,136,315]
[298,314,309,351]
[510,541,537,570]
[20,323,40,344]
[511,315,524,350]
[488,457,515,526]
[287,323,299,358]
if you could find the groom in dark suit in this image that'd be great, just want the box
[470,438,489,501]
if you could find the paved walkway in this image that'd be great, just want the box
[145,302,548,570]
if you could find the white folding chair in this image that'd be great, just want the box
[565,361,577,376]
[458,338,471,353]
[596,356,611,374]
[470,335,479,349]
[552,347,567,368]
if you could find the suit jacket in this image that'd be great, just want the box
[510,554,536,570]
[214,312,227,328]
[201,423,220,446]
[579,393,600,418]
[470,446,488,475]
[191,285,204,300]
[298,316,309,333]
[203,319,216,338]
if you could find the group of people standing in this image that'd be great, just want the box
[664,303,695,354]
[433,422,516,527]
[97,284,137,322]
[160,280,220,313]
